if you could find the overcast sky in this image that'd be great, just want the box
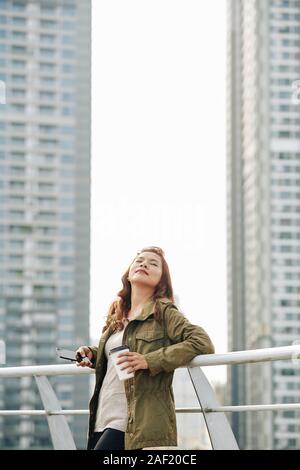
[90,0,227,384]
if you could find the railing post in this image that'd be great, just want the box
[188,367,239,450]
[34,376,76,450]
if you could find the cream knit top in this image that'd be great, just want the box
[94,319,130,433]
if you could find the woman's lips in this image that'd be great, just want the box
[135,270,148,275]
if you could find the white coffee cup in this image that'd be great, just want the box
[109,345,134,381]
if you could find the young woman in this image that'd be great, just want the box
[76,246,215,451]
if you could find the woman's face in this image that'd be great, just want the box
[128,251,163,289]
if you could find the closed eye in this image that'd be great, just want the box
[135,259,158,267]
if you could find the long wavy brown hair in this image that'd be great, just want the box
[102,246,174,333]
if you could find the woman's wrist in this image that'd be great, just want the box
[87,347,95,362]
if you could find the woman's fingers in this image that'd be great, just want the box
[118,355,139,371]
[76,353,92,367]
[76,358,92,367]
[75,346,94,367]
[121,362,135,371]
[116,352,146,372]
[76,346,93,358]
[117,352,135,364]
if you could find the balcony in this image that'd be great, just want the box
[1,344,300,450]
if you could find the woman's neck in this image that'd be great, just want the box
[130,287,153,313]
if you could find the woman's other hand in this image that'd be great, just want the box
[116,352,149,374]
[75,346,94,367]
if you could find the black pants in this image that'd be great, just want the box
[87,428,143,451]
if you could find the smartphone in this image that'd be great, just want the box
[56,348,81,362]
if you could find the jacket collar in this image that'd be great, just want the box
[106,297,171,334]
[132,297,171,322]
[133,297,156,322]
[103,298,156,336]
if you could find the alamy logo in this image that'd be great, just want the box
[0,80,6,104]
[291,80,300,105]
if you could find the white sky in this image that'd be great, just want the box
[90,0,227,384]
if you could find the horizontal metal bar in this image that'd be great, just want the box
[0,410,89,416]
[189,345,300,368]
[206,404,300,413]
[0,364,93,378]
[0,345,300,378]
[2,404,300,416]
[0,409,205,416]
[48,410,89,415]
[0,410,48,416]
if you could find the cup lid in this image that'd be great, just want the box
[109,345,129,355]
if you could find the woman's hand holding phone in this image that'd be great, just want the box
[75,346,94,367]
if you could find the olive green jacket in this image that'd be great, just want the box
[87,297,215,450]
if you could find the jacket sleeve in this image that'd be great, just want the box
[143,306,215,377]
[87,346,98,369]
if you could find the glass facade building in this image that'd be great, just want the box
[227,0,300,449]
[0,0,91,449]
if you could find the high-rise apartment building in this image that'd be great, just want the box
[0,0,91,448]
[227,0,300,449]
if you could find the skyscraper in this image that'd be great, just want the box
[227,0,300,449]
[0,0,91,448]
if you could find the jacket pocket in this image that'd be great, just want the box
[135,329,164,354]
[135,330,164,342]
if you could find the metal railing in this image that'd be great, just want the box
[1,344,300,450]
